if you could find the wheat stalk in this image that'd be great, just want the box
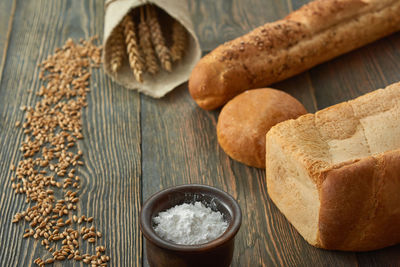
[147,5,172,72]
[122,14,144,83]
[139,7,159,75]
[109,25,125,73]
[170,21,187,62]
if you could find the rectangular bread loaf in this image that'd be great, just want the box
[265,82,400,251]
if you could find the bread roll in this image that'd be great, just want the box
[189,0,400,110]
[217,88,306,168]
[265,82,400,251]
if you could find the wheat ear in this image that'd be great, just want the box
[170,21,187,62]
[147,5,172,72]
[139,6,159,75]
[122,14,144,83]
[109,25,125,73]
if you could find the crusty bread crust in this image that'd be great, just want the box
[319,151,400,251]
[189,0,400,110]
[217,88,306,168]
[266,81,400,251]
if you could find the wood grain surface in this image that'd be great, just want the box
[0,0,399,266]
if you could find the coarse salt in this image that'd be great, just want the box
[153,201,228,245]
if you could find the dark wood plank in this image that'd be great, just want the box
[0,1,67,264]
[188,0,290,51]
[81,1,143,266]
[0,0,142,266]
[309,32,400,109]
[0,0,15,83]
[290,0,311,10]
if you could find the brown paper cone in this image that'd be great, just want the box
[103,0,202,98]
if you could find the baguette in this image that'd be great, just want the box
[265,81,400,251]
[189,0,400,110]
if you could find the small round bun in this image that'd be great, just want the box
[217,88,307,168]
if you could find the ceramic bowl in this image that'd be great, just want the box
[140,184,242,267]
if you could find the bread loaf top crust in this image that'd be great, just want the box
[268,82,400,184]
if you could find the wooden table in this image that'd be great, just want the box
[1,0,399,266]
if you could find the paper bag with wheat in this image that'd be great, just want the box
[103,0,201,98]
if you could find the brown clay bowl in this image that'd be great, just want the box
[140,184,242,267]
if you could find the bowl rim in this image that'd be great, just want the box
[139,184,242,252]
